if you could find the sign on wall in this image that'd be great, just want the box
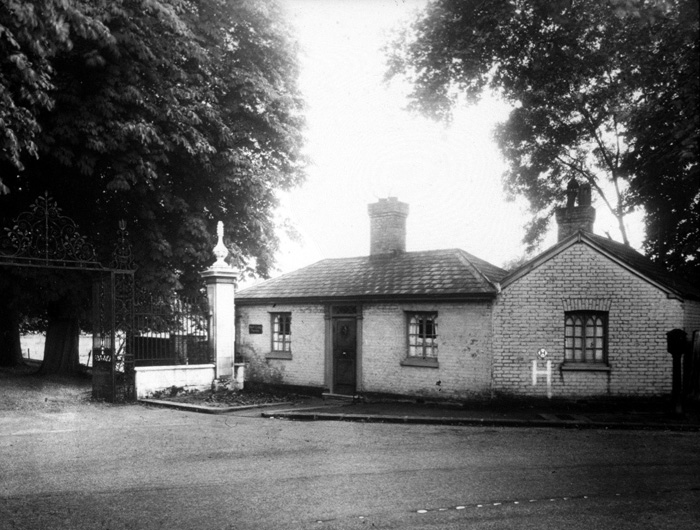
[248,324,263,334]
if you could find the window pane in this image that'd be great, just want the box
[407,313,437,358]
[564,311,607,363]
[593,348,603,362]
[564,317,575,360]
[272,313,291,352]
[409,317,419,336]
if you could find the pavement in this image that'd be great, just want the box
[140,394,700,431]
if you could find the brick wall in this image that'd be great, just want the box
[235,299,495,399]
[493,242,686,397]
[360,301,494,400]
[683,300,700,336]
[236,303,326,388]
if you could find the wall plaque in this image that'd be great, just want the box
[248,324,263,334]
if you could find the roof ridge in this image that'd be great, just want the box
[454,249,500,291]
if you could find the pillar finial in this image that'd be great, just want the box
[213,221,229,267]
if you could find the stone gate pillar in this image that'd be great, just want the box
[201,222,237,379]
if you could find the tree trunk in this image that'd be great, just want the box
[39,300,81,375]
[0,303,24,367]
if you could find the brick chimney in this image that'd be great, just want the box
[554,179,596,241]
[368,197,409,256]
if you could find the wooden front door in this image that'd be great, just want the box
[332,318,357,395]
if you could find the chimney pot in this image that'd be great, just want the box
[555,180,595,241]
[578,182,592,207]
[566,179,579,208]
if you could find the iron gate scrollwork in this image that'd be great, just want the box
[0,193,136,402]
[0,193,102,268]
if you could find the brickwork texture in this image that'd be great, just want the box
[236,300,495,399]
[360,301,494,399]
[234,242,697,400]
[236,303,326,388]
[493,242,686,397]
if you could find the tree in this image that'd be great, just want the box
[623,1,699,276]
[0,0,305,371]
[0,0,110,180]
[386,0,698,272]
[0,285,23,367]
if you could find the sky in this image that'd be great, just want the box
[266,0,643,279]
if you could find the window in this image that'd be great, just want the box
[564,312,606,363]
[272,313,291,353]
[408,313,438,358]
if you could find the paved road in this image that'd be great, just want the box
[1,404,699,529]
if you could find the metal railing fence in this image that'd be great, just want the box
[131,295,211,366]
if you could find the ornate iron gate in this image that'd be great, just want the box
[0,193,135,402]
[91,222,135,402]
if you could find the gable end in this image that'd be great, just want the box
[501,232,687,301]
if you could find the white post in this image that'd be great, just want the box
[201,222,237,379]
[234,363,245,390]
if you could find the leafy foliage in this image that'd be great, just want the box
[387,0,698,276]
[0,0,110,176]
[622,1,699,276]
[0,1,306,369]
[1,0,306,296]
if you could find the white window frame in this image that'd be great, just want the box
[407,312,438,359]
[564,311,607,364]
[271,312,291,353]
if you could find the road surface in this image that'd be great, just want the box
[1,404,698,529]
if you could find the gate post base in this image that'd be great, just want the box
[92,362,114,401]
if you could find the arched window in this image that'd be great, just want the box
[565,312,606,363]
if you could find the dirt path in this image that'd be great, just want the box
[0,363,94,413]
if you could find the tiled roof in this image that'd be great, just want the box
[586,233,700,300]
[236,249,508,302]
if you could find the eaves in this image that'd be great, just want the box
[235,291,498,306]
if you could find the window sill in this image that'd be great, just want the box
[266,351,292,360]
[561,363,610,372]
[401,357,439,368]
